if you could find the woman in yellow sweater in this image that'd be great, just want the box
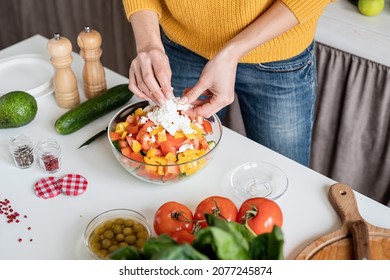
[122,0,333,166]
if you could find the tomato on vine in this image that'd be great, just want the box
[153,201,194,236]
[171,229,196,245]
[237,197,283,235]
[193,196,238,228]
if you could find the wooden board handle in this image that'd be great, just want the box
[350,220,371,260]
[328,183,364,225]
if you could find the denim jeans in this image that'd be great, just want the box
[162,31,317,166]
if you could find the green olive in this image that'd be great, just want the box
[103,229,114,239]
[113,224,123,234]
[90,233,100,243]
[119,241,129,247]
[90,242,101,253]
[136,230,148,239]
[95,225,106,235]
[122,227,133,236]
[124,234,136,244]
[108,245,119,253]
[97,249,108,258]
[115,233,125,242]
[135,239,145,249]
[114,218,124,225]
[124,219,134,227]
[132,223,144,233]
[103,220,113,229]
[101,238,112,249]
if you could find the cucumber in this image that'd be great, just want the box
[55,84,133,135]
[208,140,216,150]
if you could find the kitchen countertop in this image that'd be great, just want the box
[1,35,389,260]
[316,0,390,67]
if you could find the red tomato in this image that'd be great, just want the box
[162,165,179,181]
[171,230,195,245]
[193,196,238,228]
[154,201,194,236]
[237,197,283,235]
[202,119,213,135]
[160,141,177,156]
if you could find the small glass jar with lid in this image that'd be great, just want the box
[36,138,61,173]
[9,134,35,169]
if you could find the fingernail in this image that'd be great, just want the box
[179,96,188,104]
[158,98,165,106]
[166,91,173,99]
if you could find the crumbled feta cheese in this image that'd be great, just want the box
[139,116,148,124]
[178,144,194,153]
[146,97,195,135]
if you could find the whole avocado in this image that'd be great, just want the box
[0,91,38,128]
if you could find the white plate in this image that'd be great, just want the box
[0,54,54,98]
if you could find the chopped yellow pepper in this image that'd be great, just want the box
[131,140,142,153]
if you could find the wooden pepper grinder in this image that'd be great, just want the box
[47,33,80,108]
[77,26,107,99]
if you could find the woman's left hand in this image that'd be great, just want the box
[180,50,238,118]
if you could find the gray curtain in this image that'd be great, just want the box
[312,43,390,207]
[1,1,389,206]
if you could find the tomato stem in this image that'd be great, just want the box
[171,210,192,223]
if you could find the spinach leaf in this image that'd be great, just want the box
[143,234,178,258]
[192,215,253,260]
[151,243,209,260]
[249,226,284,260]
[110,245,144,260]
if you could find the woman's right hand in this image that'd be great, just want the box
[128,10,173,106]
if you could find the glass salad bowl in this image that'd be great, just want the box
[107,100,223,184]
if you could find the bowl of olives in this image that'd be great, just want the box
[84,208,151,259]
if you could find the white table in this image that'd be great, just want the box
[0,35,389,260]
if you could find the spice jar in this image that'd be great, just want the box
[36,138,61,173]
[9,134,35,169]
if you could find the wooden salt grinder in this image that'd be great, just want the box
[47,33,80,108]
[77,26,107,99]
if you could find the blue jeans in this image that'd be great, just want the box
[162,32,317,166]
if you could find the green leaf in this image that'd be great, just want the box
[109,245,144,260]
[192,215,252,260]
[249,226,284,260]
[143,234,179,258]
[151,243,209,260]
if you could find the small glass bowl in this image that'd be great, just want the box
[84,209,151,259]
[230,161,288,200]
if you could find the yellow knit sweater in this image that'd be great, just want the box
[123,0,333,63]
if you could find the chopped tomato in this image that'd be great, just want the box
[120,146,132,158]
[166,134,186,148]
[160,141,177,156]
[202,119,213,135]
[137,166,162,181]
[118,140,129,149]
[136,120,155,142]
[109,131,121,141]
[126,124,139,135]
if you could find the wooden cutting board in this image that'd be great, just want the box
[295,183,390,260]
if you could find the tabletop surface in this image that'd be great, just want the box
[1,35,389,260]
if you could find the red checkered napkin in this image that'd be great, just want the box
[59,174,88,196]
[34,176,61,199]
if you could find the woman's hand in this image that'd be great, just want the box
[129,10,173,106]
[180,49,238,118]
[129,45,173,106]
